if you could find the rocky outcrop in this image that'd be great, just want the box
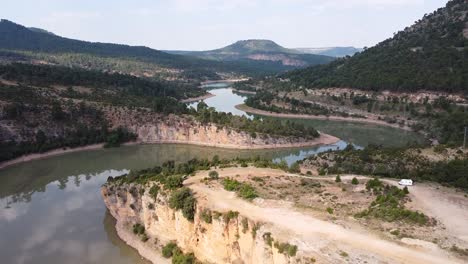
[101,183,306,264]
[110,113,339,149]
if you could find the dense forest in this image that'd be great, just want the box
[283,0,467,92]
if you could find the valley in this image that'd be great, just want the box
[0,0,467,263]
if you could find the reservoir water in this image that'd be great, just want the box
[0,82,424,264]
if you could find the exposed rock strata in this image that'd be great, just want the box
[102,183,305,264]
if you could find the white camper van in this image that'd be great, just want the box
[398,179,413,186]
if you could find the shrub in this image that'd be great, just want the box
[223,210,239,223]
[351,177,359,185]
[164,175,184,190]
[201,209,212,224]
[162,242,178,258]
[172,251,195,264]
[149,185,160,199]
[238,184,258,200]
[326,207,334,214]
[289,162,301,173]
[223,178,241,191]
[366,178,383,191]
[252,223,261,238]
[403,186,409,194]
[335,175,341,183]
[318,168,326,175]
[208,170,219,180]
[241,218,249,233]
[274,242,298,257]
[263,232,274,246]
[182,196,196,221]
[169,187,196,221]
[223,178,258,200]
[132,223,145,235]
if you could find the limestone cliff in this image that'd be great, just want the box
[101,182,308,264]
[109,112,339,149]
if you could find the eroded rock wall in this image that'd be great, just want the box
[101,183,299,264]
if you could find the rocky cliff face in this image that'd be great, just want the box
[110,113,337,149]
[101,182,305,264]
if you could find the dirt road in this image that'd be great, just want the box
[185,168,465,263]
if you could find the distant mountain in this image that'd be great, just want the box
[0,20,300,78]
[285,0,467,93]
[166,39,334,70]
[294,47,363,57]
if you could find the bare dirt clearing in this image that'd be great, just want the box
[185,167,467,263]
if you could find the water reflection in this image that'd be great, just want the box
[0,169,147,264]
[189,87,252,117]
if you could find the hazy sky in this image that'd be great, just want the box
[1,0,449,50]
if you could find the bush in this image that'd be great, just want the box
[289,162,301,173]
[403,186,409,194]
[162,242,178,258]
[335,175,341,182]
[182,196,196,221]
[274,242,298,257]
[222,178,258,200]
[149,185,160,199]
[241,218,249,233]
[164,175,184,190]
[201,209,212,224]
[223,210,239,223]
[351,177,359,185]
[172,251,195,264]
[208,170,219,180]
[238,184,258,200]
[366,178,383,191]
[263,232,274,246]
[169,187,196,221]
[132,223,145,235]
[326,207,334,214]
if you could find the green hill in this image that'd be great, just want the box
[0,20,297,78]
[166,39,334,71]
[284,0,467,93]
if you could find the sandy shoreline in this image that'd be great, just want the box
[236,104,413,131]
[0,134,340,170]
[0,144,105,170]
[200,78,249,85]
[232,89,256,95]
[180,93,215,103]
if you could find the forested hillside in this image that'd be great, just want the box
[284,0,467,93]
[165,39,334,72]
[0,20,316,77]
[0,63,320,162]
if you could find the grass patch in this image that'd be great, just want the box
[222,178,258,200]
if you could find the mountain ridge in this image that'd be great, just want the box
[165,39,334,68]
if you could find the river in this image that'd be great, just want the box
[0,82,424,264]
